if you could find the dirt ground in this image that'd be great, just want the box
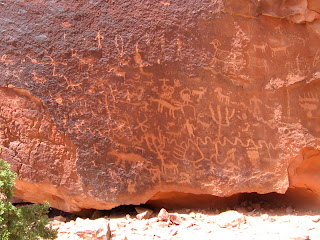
[49,192,320,240]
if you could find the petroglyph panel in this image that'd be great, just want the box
[0,0,319,212]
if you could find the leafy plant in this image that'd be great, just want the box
[0,159,57,240]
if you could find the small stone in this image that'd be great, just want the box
[53,215,67,222]
[136,209,153,220]
[217,210,246,228]
[74,218,111,240]
[189,212,196,218]
[169,214,183,225]
[158,208,170,221]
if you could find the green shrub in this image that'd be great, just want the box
[0,159,57,240]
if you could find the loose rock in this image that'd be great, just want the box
[157,208,170,221]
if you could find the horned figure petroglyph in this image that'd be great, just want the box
[210,39,231,61]
[214,87,230,104]
[210,39,243,72]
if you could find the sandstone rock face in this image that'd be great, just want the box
[0,0,319,212]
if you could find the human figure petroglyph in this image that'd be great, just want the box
[253,43,268,53]
[95,30,104,49]
[214,87,230,104]
[150,97,183,119]
[159,78,175,100]
[183,119,195,138]
[180,88,192,105]
[176,38,182,56]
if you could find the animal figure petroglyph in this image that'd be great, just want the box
[270,46,288,57]
[71,49,94,71]
[109,149,147,170]
[253,43,268,53]
[191,87,207,102]
[214,87,230,104]
[150,97,183,118]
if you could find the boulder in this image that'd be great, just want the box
[0,0,319,212]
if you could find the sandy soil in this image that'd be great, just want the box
[50,200,320,240]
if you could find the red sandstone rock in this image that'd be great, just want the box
[158,208,170,222]
[0,0,319,212]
